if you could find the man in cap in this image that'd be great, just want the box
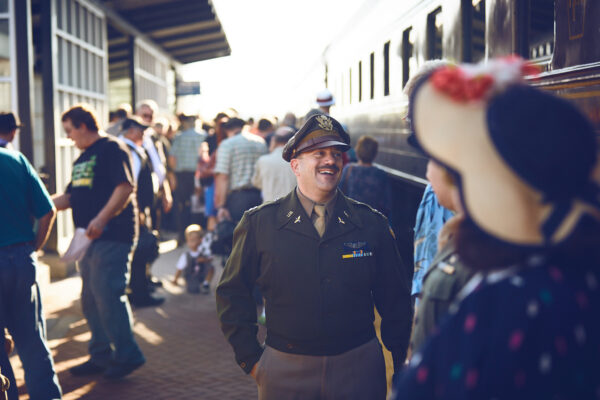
[217,114,412,399]
[52,105,145,379]
[120,117,165,307]
[0,112,23,149]
[316,88,336,115]
[106,103,132,136]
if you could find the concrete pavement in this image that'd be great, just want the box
[10,241,258,399]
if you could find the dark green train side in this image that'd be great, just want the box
[322,0,600,265]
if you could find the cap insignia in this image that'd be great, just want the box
[316,115,334,131]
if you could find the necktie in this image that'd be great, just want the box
[313,204,326,237]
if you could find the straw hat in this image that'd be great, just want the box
[316,89,336,107]
[409,56,600,246]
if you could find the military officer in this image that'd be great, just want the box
[216,114,412,400]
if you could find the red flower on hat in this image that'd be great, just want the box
[430,56,540,102]
[431,67,494,102]
[431,66,466,101]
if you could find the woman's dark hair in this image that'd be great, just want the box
[355,135,378,164]
[455,215,600,271]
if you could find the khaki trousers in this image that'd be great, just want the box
[255,337,387,400]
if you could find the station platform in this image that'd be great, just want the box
[10,241,258,399]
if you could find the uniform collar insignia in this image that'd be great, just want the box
[286,211,293,218]
[343,210,350,218]
[294,215,301,224]
[337,216,345,224]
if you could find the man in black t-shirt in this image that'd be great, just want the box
[52,105,145,380]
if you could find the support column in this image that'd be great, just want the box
[41,0,58,252]
[15,0,34,162]
[128,36,136,110]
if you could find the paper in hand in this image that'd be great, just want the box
[61,228,92,263]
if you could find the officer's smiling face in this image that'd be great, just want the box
[291,146,343,202]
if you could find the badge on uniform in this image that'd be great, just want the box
[342,241,373,259]
[438,262,455,275]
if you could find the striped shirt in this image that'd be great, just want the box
[170,128,206,172]
[214,132,267,191]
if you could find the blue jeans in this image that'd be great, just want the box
[79,240,145,367]
[0,243,62,400]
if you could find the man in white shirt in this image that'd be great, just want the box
[251,126,297,203]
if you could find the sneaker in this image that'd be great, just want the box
[130,295,165,308]
[149,278,163,288]
[103,359,145,380]
[70,360,107,376]
[201,283,210,295]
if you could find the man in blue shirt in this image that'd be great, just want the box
[0,146,62,399]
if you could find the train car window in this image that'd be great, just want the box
[349,67,353,104]
[427,7,443,59]
[359,61,363,102]
[402,27,416,88]
[340,73,344,106]
[384,41,390,96]
[370,52,375,99]
[519,0,555,64]
[463,0,486,62]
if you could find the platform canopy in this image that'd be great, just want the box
[101,0,231,64]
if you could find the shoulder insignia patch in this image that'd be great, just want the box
[245,198,283,216]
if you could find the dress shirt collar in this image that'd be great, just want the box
[296,187,337,218]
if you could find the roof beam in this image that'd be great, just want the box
[169,41,230,57]
[120,0,211,19]
[128,10,215,32]
[177,47,231,64]
[151,26,222,44]
[160,31,226,48]
[149,20,220,39]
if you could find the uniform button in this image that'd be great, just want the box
[240,362,246,368]
[286,343,293,349]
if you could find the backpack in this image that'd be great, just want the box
[210,220,236,257]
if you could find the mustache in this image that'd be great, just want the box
[317,165,340,174]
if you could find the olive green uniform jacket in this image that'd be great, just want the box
[409,238,475,353]
[216,189,412,374]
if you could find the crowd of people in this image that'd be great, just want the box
[0,55,599,399]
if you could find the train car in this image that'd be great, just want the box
[322,0,600,262]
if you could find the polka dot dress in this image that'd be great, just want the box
[392,260,600,399]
